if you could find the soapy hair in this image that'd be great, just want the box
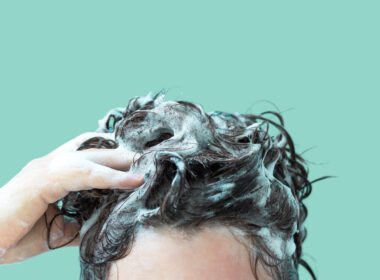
[46,90,331,280]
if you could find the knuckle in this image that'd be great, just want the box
[83,165,110,187]
[75,161,93,177]
[27,157,43,168]
[27,158,38,167]
[83,166,94,178]
[91,174,109,189]
[48,153,82,176]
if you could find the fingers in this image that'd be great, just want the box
[67,160,145,192]
[51,131,142,171]
[40,132,145,204]
[78,146,141,171]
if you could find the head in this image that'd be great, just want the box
[50,90,320,279]
[106,224,273,280]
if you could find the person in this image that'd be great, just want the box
[0,91,326,280]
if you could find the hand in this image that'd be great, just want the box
[0,132,144,264]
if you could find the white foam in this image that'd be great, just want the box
[0,248,6,258]
[256,227,297,259]
[256,227,284,259]
[135,207,160,222]
[208,183,235,202]
[80,204,107,240]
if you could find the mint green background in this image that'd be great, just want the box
[0,1,378,279]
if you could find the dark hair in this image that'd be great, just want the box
[46,90,332,280]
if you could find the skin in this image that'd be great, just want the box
[0,132,144,264]
[108,226,273,280]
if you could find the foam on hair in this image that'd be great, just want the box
[48,90,329,280]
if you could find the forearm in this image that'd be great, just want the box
[0,189,80,265]
[0,213,49,264]
[0,163,48,255]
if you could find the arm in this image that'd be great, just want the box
[0,132,144,264]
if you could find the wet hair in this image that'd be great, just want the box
[46,90,332,280]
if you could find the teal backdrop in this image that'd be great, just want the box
[0,1,378,279]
